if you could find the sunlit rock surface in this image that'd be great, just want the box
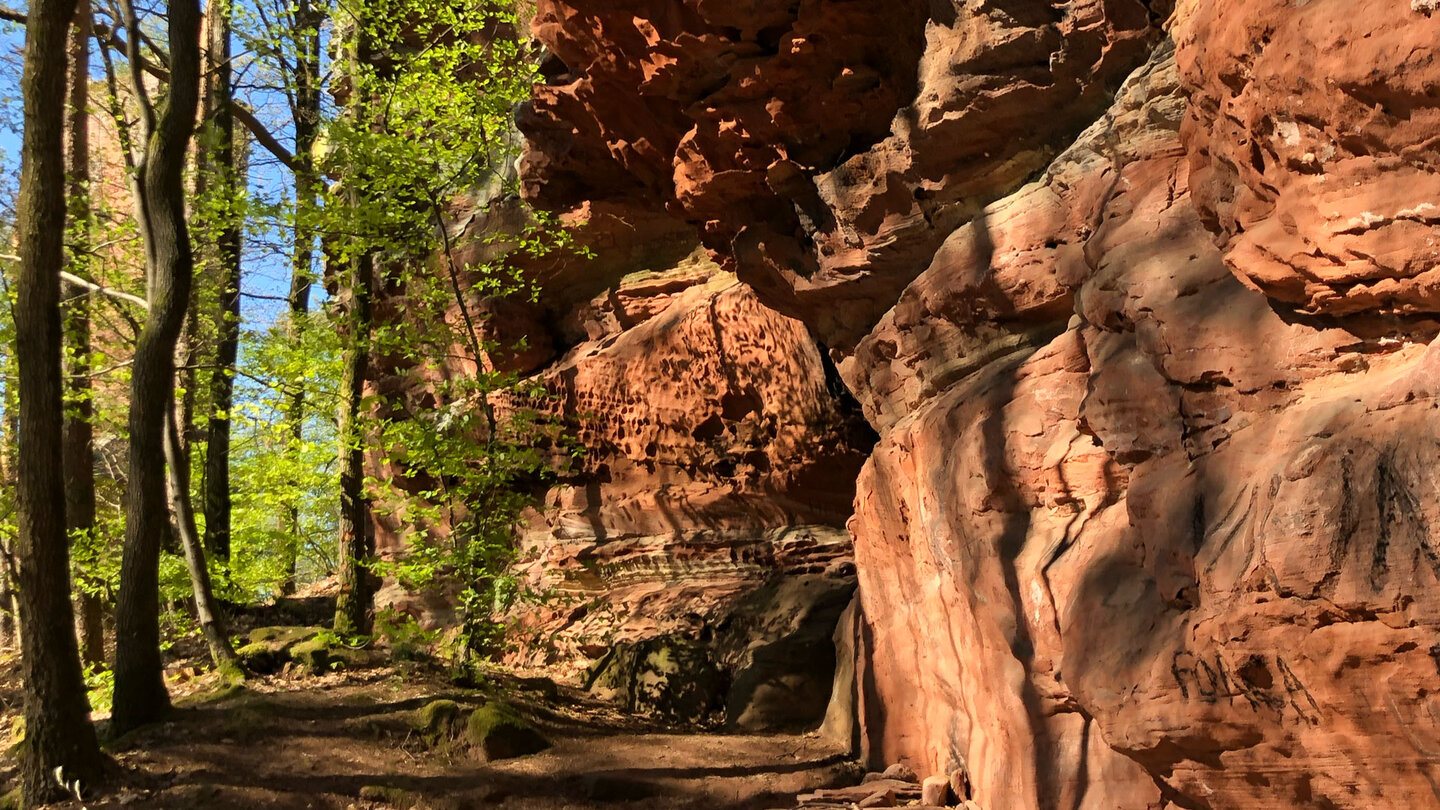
[371,200,874,731]
[514,0,1440,806]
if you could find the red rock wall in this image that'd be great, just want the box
[521,0,1165,350]
[370,198,875,730]
[519,0,1440,807]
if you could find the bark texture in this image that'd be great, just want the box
[280,0,322,593]
[13,0,105,798]
[112,0,204,736]
[333,252,374,636]
[200,0,241,564]
[165,408,243,677]
[63,0,106,669]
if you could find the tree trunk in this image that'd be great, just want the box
[0,538,16,653]
[279,0,321,595]
[164,407,244,679]
[112,0,204,736]
[63,0,106,670]
[333,249,373,636]
[200,0,241,565]
[13,0,107,797]
[1,378,18,652]
[331,9,376,636]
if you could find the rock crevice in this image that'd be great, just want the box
[381,1,1440,806]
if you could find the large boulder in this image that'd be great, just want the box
[844,27,1440,810]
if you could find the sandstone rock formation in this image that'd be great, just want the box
[505,256,872,730]
[371,198,874,731]
[1180,0,1440,318]
[516,0,1440,807]
[521,0,1167,350]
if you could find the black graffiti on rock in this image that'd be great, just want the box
[1171,650,1320,724]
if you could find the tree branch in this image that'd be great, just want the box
[4,4,318,180]
[60,269,150,308]
[230,102,302,173]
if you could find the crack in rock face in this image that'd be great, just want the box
[359,1,1440,807]
[520,0,1164,352]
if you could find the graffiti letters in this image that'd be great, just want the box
[1171,650,1319,724]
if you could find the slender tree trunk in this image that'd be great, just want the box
[0,526,16,653]
[0,537,16,653]
[333,249,374,636]
[0,388,18,652]
[200,0,241,565]
[279,0,321,595]
[112,0,204,736]
[177,280,202,462]
[13,0,106,796]
[332,12,376,636]
[63,0,106,669]
[164,407,244,678]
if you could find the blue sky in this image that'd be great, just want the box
[0,3,331,330]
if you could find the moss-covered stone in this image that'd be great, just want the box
[235,626,323,673]
[216,658,248,686]
[290,637,338,674]
[176,681,248,708]
[588,637,726,725]
[235,626,377,675]
[463,702,549,761]
[411,699,462,745]
[359,784,416,807]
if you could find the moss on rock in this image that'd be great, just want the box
[235,626,323,673]
[359,784,416,807]
[412,699,462,746]
[175,681,248,708]
[236,626,376,675]
[588,637,726,725]
[464,701,549,761]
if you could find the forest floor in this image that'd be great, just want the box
[0,644,858,810]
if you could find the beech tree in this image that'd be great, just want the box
[197,0,243,565]
[329,5,374,636]
[12,0,106,796]
[63,0,106,668]
[111,0,205,734]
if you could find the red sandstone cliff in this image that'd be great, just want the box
[369,192,876,730]
[512,0,1440,807]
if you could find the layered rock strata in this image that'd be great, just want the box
[371,206,874,731]
[519,0,1440,807]
[507,258,872,730]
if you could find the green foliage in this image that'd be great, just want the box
[84,664,115,715]
[316,0,537,267]
[374,606,440,660]
[226,315,344,600]
[0,0,582,677]
[319,0,581,666]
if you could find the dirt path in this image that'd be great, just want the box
[5,664,856,810]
